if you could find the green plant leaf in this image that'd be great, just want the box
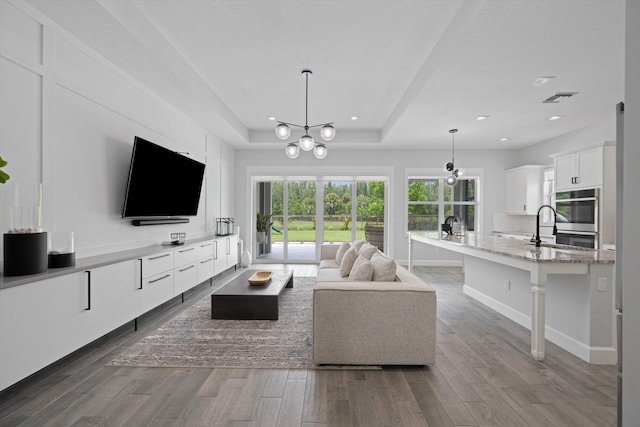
[0,156,8,183]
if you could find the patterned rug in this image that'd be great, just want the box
[107,276,315,369]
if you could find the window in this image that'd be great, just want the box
[407,176,478,233]
[542,167,555,224]
[254,177,388,262]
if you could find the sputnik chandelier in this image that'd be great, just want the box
[444,129,464,185]
[276,69,335,159]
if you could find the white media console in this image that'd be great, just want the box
[0,234,239,390]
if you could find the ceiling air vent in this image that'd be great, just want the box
[543,92,578,103]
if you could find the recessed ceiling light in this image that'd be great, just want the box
[476,116,490,121]
[499,137,510,142]
[531,76,555,86]
[351,116,359,121]
[548,115,564,121]
[267,116,276,121]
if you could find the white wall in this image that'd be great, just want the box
[623,1,640,424]
[0,1,233,265]
[517,119,616,167]
[234,147,516,264]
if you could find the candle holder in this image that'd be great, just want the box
[3,182,48,276]
[48,232,75,268]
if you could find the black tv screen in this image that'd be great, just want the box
[122,137,205,218]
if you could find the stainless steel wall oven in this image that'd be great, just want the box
[555,188,598,248]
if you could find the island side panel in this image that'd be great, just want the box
[462,255,615,364]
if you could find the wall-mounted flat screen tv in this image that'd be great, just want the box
[122,136,205,218]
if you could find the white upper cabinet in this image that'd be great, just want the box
[553,146,605,191]
[505,165,543,215]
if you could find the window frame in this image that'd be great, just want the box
[405,168,483,237]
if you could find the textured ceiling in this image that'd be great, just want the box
[24,0,625,151]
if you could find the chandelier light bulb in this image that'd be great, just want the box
[320,124,336,141]
[299,134,315,151]
[275,123,291,140]
[454,168,465,177]
[444,162,454,172]
[446,175,458,186]
[285,142,300,159]
[277,69,333,159]
[313,143,327,159]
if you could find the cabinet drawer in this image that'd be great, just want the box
[196,241,215,260]
[174,262,197,295]
[141,252,173,278]
[141,271,174,313]
[197,256,214,284]
[174,245,198,267]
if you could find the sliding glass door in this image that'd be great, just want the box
[255,178,386,263]
[256,180,317,262]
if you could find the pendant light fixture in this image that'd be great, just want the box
[444,129,464,185]
[276,69,335,159]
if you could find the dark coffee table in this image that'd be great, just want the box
[211,269,294,320]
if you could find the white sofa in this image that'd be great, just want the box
[312,243,437,366]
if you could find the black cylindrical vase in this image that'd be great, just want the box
[3,232,48,276]
[48,252,75,268]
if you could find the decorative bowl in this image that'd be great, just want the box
[248,271,272,285]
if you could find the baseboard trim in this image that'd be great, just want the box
[462,285,616,364]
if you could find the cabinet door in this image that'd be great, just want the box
[505,168,528,214]
[86,260,139,339]
[141,251,173,278]
[174,245,198,268]
[140,271,174,314]
[213,239,226,273]
[197,256,215,284]
[226,235,239,268]
[576,147,603,188]
[555,154,577,191]
[196,241,214,260]
[0,272,88,390]
[174,262,197,295]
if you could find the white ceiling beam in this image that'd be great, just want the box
[95,0,249,144]
[381,0,487,142]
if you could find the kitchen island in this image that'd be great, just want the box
[408,231,616,363]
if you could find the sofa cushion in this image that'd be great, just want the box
[370,252,397,281]
[339,247,358,277]
[316,267,348,282]
[358,242,378,260]
[351,239,366,251]
[349,255,373,281]
[319,258,339,270]
[335,241,351,265]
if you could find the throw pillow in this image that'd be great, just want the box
[349,255,373,281]
[351,239,366,251]
[370,252,397,281]
[339,247,358,277]
[358,242,378,260]
[335,241,351,265]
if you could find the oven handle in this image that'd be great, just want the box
[556,230,598,236]
[556,197,598,203]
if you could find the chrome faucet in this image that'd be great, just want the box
[531,204,558,247]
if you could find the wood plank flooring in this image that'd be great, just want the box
[0,265,617,426]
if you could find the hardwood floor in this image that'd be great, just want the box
[0,265,617,426]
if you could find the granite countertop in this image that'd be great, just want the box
[410,231,616,264]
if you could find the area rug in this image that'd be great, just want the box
[107,276,316,369]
